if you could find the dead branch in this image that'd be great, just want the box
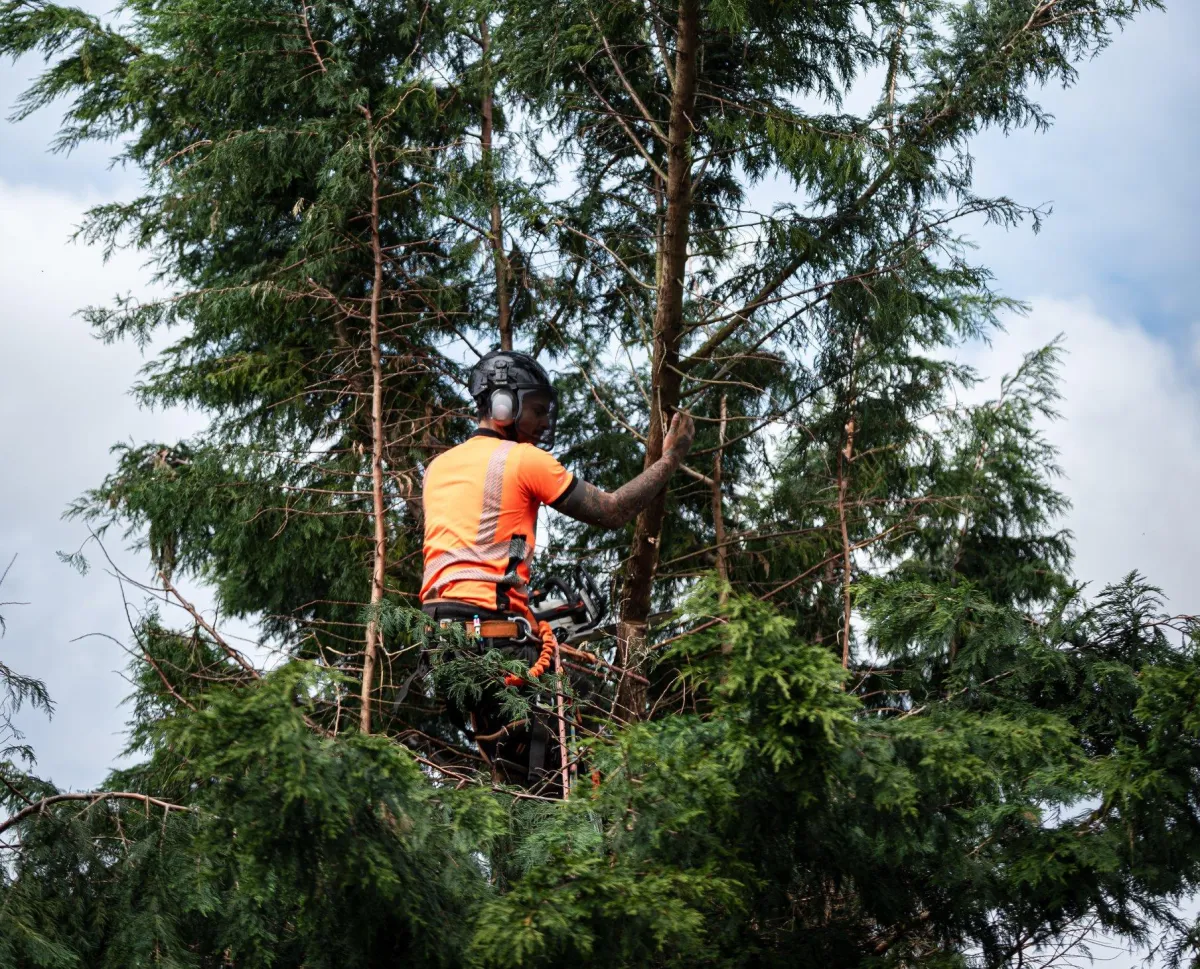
[0,792,193,838]
[158,572,261,679]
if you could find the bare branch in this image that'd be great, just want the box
[589,12,667,142]
[582,72,668,182]
[0,792,193,838]
[158,572,261,679]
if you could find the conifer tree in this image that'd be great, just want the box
[3,0,1198,966]
[1,0,501,742]
[485,0,1164,715]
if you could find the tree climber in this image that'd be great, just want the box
[421,349,694,786]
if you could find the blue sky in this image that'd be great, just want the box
[1,8,1198,955]
[965,8,1200,342]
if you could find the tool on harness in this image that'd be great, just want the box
[491,567,608,688]
[528,566,607,645]
[414,569,610,793]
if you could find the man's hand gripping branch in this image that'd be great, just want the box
[556,411,696,529]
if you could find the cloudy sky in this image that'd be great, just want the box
[1,4,1197,949]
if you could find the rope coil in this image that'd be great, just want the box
[504,620,557,686]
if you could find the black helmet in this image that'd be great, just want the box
[469,349,558,450]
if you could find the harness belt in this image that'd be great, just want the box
[433,617,530,640]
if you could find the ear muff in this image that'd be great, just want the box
[490,388,516,424]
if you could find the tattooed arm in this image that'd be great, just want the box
[555,412,695,530]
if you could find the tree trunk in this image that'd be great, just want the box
[480,20,511,350]
[614,0,700,721]
[360,114,386,734]
[837,414,855,669]
[713,395,729,592]
[713,394,733,656]
[837,329,861,669]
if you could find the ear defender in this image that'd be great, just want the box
[490,388,516,424]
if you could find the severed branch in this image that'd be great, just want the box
[158,571,260,679]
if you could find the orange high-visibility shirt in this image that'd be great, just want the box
[421,430,576,620]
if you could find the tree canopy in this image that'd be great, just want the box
[2,0,1197,965]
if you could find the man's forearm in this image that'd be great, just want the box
[558,453,682,529]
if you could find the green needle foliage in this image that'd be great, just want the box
[2,0,1198,965]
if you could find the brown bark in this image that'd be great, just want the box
[480,20,512,350]
[614,0,700,720]
[837,415,855,669]
[361,113,387,734]
[713,395,729,597]
[713,394,732,655]
[837,330,862,669]
[884,3,908,147]
[159,570,260,679]
[0,792,191,838]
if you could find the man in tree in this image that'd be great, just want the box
[421,349,694,782]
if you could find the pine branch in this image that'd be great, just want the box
[0,792,192,838]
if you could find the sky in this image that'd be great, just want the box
[0,2,1198,958]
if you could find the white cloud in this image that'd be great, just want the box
[0,0,140,199]
[0,178,208,789]
[963,298,1200,611]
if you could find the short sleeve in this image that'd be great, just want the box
[517,445,576,507]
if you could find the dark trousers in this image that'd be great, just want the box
[422,602,561,791]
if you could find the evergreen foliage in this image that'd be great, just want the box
[2,0,1196,965]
